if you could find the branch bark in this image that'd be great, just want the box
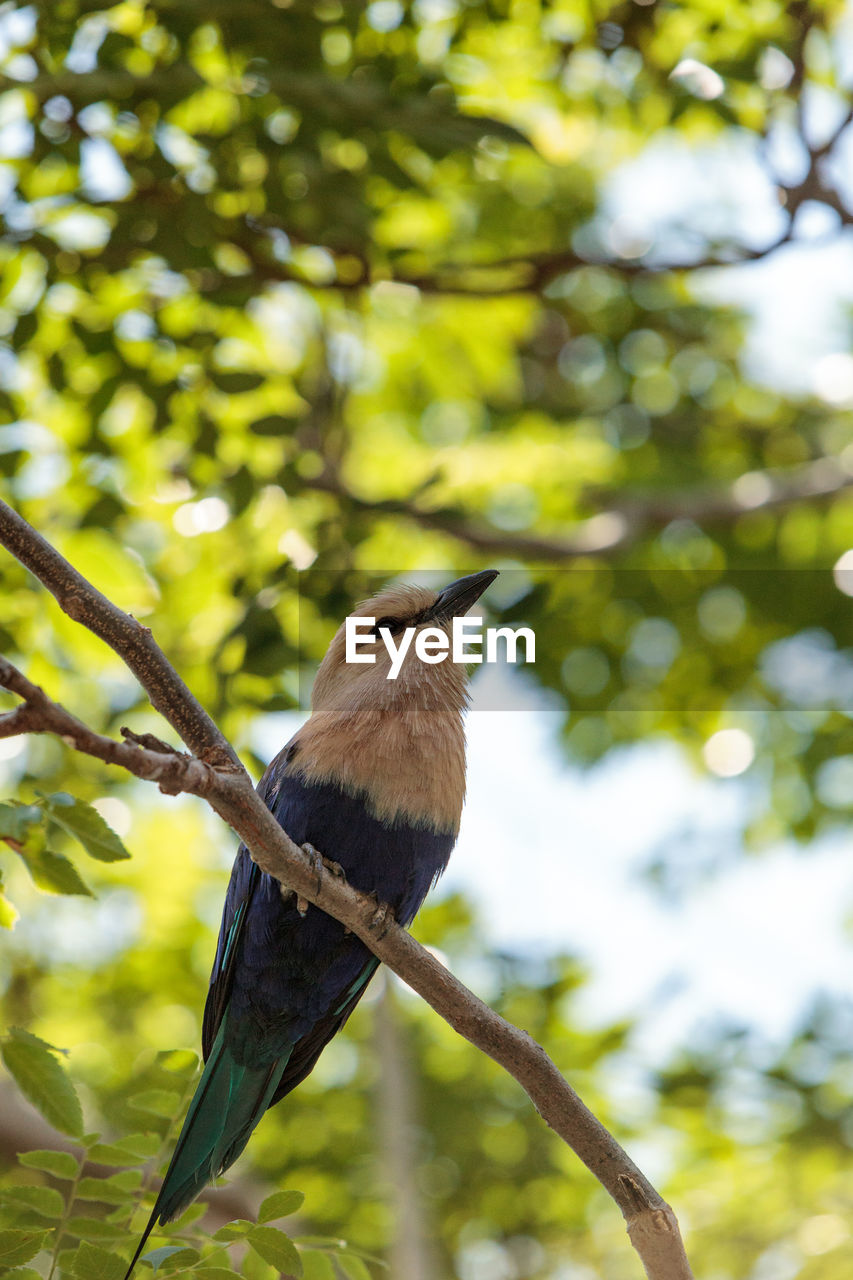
[0,499,694,1280]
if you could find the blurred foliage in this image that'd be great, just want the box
[0,0,852,839]
[2,0,853,1276]
[0,1029,365,1278]
[6,881,853,1279]
[0,793,131,925]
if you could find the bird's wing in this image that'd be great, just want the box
[201,746,295,1059]
[201,846,260,1060]
[269,953,379,1106]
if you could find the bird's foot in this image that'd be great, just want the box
[294,841,325,915]
[301,841,324,891]
[366,893,395,939]
[320,857,348,928]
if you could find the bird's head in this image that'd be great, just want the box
[311,570,498,716]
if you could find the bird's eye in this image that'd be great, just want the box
[374,615,402,635]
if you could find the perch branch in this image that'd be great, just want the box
[0,501,693,1280]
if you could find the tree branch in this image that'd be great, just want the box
[214,220,809,300]
[8,5,853,305]
[302,455,853,563]
[0,658,217,798]
[0,503,242,770]
[0,504,694,1280]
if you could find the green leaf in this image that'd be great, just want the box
[18,1150,80,1180]
[156,1048,199,1076]
[75,1174,137,1204]
[3,1269,42,1279]
[300,1251,335,1280]
[142,1244,201,1271]
[86,1135,158,1164]
[105,1169,142,1190]
[0,1185,65,1218]
[66,1216,128,1241]
[247,1226,302,1275]
[212,1219,254,1241]
[1,1028,84,1137]
[257,1189,305,1223]
[0,1229,50,1267]
[128,1089,181,1117]
[0,804,42,841]
[171,1201,206,1227]
[24,849,93,897]
[194,1270,241,1279]
[70,1241,128,1279]
[337,1255,373,1280]
[42,794,131,862]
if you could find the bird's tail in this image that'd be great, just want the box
[123,1024,289,1279]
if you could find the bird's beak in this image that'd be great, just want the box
[427,570,499,622]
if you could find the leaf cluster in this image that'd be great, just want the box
[0,1029,375,1278]
[0,793,130,926]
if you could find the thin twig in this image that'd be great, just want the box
[0,658,216,797]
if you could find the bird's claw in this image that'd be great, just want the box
[287,846,349,920]
[366,894,394,939]
[301,841,324,895]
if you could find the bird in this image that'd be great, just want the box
[124,569,498,1277]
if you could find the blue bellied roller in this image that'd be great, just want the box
[124,570,497,1275]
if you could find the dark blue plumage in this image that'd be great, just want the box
[124,571,497,1278]
[205,770,455,1085]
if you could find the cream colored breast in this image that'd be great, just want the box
[287,703,466,834]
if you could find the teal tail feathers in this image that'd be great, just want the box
[124,1025,289,1279]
